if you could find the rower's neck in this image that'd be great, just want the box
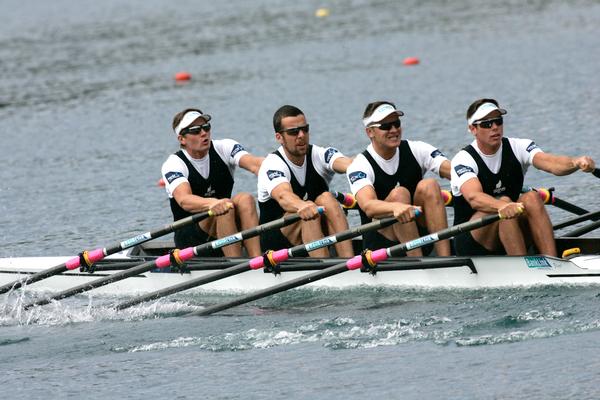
[372,142,397,160]
[476,141,501,156]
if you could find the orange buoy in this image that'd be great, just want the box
[158,178,165,187]
[403,57,420,66]
[174,72,191,81]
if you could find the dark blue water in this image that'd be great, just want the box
[1,0,600,398]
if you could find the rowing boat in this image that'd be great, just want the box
[2,238,599,296]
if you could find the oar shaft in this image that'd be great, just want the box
[523,186,590,216]
[0,211,212,295]
[23,211,307,308]
[552,197,589,216]
[561,219,600,238]
[114,263,252,310]
[553,210,600,230]
[190,214,500,317]
[192,263,349,316]
[114,217,398,311]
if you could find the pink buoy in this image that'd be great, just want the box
[403,57,420,66]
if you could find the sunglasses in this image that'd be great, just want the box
[281,124,310,136]
[474,117,503,129]
[182,123,211,135]
[370,119,401,131]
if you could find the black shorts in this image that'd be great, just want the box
[174,224,224,256]
[454,231,506,256]
[260,228,296,254]
[362,224,433,256]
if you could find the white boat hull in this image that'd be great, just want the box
[1,253,600,296]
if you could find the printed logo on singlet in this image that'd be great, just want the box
[493,180,506,195]
[430,149,445,158]
[165,171,184,184]
[204,185,216,197]
[454,164,474,177]
[267,170,285,180]
[526,141,539,152]
[231,144,245,158]
[324,147,339,163]
[348,171,367,184]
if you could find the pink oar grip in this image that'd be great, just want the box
[179,247,195,261]
[346,255,363,270]
[346,249,389,270]
[370,248,389,263]
[272,249,289,263]
[88,248,105,263]
[155,254,171,268]
[155,247,195,269]
[249,249,289,270]
[65,257,81,270]
[249,257,264,270]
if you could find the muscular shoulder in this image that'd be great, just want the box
[212,138,249,164]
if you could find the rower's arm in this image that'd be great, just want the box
[532,152,596,176]
[460,178,513,213]
[355,185,415,221]
[270,182,320,220]
[332,156,354,173]
[172,182,231,214]
[438,160,451,180]
[238,154,265,176]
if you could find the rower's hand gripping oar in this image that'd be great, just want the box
[523,186,591,216]
[188,212,503,317]
[22,210,320,309]
[0,210,214,295]
[113,216,400,311]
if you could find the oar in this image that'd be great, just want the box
[113,217,399,310]
[561,219,600,238]
[188,213,501,317]
[22,210,316,309]
[0,211,214,295]
[331,191,357,209]
[523,186,589,216]
[332,190,453,208]
[553,210,600,230]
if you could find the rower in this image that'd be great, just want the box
[161,108,264,257]
[450,98,597,256]
[345,101,452,256]
[256,105,354,258]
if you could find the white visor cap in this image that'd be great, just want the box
[467,102,507,125]
[363,104,404,127]
[174,111,212,135]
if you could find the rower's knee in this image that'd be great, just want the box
[233,192,257,213]
[520,191,545,214]
[386,186,411,203]
[415,178,443,203]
